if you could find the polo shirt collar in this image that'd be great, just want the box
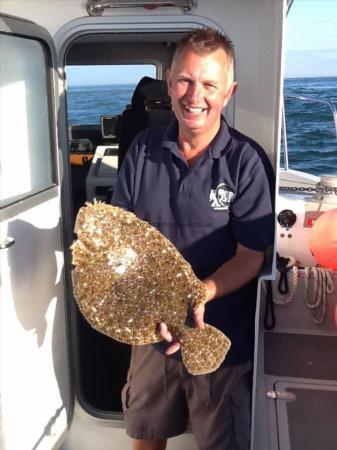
[162,119,179,149]
[162,119,184,161]
[162,115,231,159]
[209,116,232,159]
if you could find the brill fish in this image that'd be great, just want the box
[71,202,231,375]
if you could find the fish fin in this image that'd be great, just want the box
[180,324,231,375]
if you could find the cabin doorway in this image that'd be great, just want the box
[63,31,179,415]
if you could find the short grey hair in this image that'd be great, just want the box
[172,27,235,68]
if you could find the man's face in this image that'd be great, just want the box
[167,47,236,139]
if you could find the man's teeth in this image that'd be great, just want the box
[184,106,205,113]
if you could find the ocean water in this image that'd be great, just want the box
[67,83,136,125]
[67,77,337,176]
[283,77,337,176]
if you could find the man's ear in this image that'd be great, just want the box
[231,81,238,96]
[223,81,238,108]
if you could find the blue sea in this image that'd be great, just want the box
[67,77,337,176]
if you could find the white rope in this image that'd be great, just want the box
[263,254,336,324]
[304,266,335,324]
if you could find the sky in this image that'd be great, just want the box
[285,0,337,78]
[66,64,156,87]
[66,0,337,85]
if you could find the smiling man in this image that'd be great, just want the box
[113,28,274,450]
[167,44,236,158]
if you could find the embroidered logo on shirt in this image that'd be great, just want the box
[209,183,234,210]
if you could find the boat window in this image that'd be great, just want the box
[66,64,156,127]
[0,34,55,209]
[65,63,157,218]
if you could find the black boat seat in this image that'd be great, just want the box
[118,76,174,170]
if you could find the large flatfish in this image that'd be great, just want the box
[72,202,231,375]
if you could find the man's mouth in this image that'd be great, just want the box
[183,105,207,114]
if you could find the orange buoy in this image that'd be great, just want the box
[309,208,337,271]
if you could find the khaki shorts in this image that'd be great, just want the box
[122,345,252,450]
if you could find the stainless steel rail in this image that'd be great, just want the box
[282,93,337,171]
[285,93,337,139]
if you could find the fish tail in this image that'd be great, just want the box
[179,324,231,376]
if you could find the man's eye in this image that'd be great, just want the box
[205,83,217,90]
[179,78,190,85]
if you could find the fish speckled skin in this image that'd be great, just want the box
[72,202,231,375]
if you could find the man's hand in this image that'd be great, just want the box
[193,301,206,329]
[159,292,207,355]
[160,244,264,355]
[159,322,181,355]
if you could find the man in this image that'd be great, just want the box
[113,27,274,450]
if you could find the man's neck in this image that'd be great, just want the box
[178,122,221,165]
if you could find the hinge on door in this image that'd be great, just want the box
[266,390,296,401]
[0,237,15,249]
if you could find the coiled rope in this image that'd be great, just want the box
[272,256,298,305]
[263,255,298,330]
[303,266,335,324]
[264,255,336,329]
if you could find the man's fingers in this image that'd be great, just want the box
[159,322,172,342]
[166,341,181,355]
[160,322,181,354]
[194,302,205,329]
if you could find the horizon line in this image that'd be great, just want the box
[68,74,337,87]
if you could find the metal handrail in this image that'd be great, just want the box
[287,0,294,16]
[86,0,197,16]
[284,93,337,138]
[282,96,289,170]
[282,93,337,171]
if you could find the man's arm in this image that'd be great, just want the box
[204,243,265,303]
[160,242,265,354]
[196,243,264,325]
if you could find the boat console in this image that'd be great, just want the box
[277,175,337,267]
[85,144,119,202]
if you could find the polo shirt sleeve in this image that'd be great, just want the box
[111,141,138,212]
[231,145,274,251]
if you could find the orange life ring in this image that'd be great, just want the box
[309,208,337,271]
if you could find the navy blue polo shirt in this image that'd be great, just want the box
[112,116,274,365]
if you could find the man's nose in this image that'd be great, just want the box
[186,82,203,103]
